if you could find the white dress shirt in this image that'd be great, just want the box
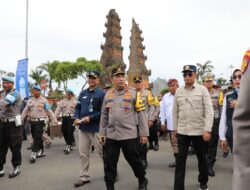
[160,92,175,131]
[219,97,227,140]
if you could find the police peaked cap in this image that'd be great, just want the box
[182,65,197,73]
[111,67,125,76]
[202,72,215,81]
[87,70,100,78]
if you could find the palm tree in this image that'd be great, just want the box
[7,72,15,77]
[38,61,61,91]
[216,77,227,86]
[196,61,214,81]
[29,68,47,85]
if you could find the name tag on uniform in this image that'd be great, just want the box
[82,96,87,99]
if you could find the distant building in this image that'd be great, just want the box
[100,9,126,87]
[127,19,151,88]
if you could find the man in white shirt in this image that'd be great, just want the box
[160,79,179,167]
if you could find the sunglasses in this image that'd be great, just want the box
[183,72,193,78]
[233,75,241,80]
[88,76,97,80]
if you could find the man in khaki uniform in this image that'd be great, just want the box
[173,65,214,190]
[133,76,157,169]
[99,67,149,190]
[21,85,57,163]
[202,72,221,177]
[232,49,250,190]
[55,88,77,154]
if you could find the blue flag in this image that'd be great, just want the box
[16,59,29,99]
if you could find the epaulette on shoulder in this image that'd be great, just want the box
[107,88,115,94]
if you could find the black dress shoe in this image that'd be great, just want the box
[30,152,36,163]
[168,162,176,168]
[148,144,154,150]
[107,185,115,190]
[0,169,4,177]
[154,144,159,151]
[27,146,32,150]
[45,142,51,149]
[208,166,215,177]
[9,166,21,178]
[138,178,148,190]
[74,179,90,188]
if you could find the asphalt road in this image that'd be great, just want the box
[0,133,232,190]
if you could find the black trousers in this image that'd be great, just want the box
[30,121,45,152]
[61,117,74,146]
[225,126,233,152]
[149,121,158,145]
[0,121,22,168]
[207,118,220,167]
[104,138,146,187]
[138,142,148,161]
[174,134,208,190]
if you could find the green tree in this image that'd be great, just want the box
[29,68,47,85]
[75,57,103,90]
[196,61,214,81]
[38,61,60,91]
[54,61,74,91]
[216,77,227,86]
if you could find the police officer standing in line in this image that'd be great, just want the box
[0,76,22,178]
[21,85,57,164]
[73,70,105,188]
[133,76,157,169]
[233,49,250,190]
[99,67,149,190]
[173,65,214,190]
[202,72,221,177]
[55,89,77,154]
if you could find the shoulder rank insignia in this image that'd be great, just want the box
[241,49,250,74]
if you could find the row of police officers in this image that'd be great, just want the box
[0,67,158,190]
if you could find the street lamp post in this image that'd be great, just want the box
[25,0,29,59]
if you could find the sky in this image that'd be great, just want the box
[0,0,250,94]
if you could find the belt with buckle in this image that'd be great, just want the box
[30,118,46,122]
[62,113,74,117]
[0,118,15,123]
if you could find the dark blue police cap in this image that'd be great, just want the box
[86,70,100,78]
[182,65,197,73]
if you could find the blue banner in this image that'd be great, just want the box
[16,59,29,99]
